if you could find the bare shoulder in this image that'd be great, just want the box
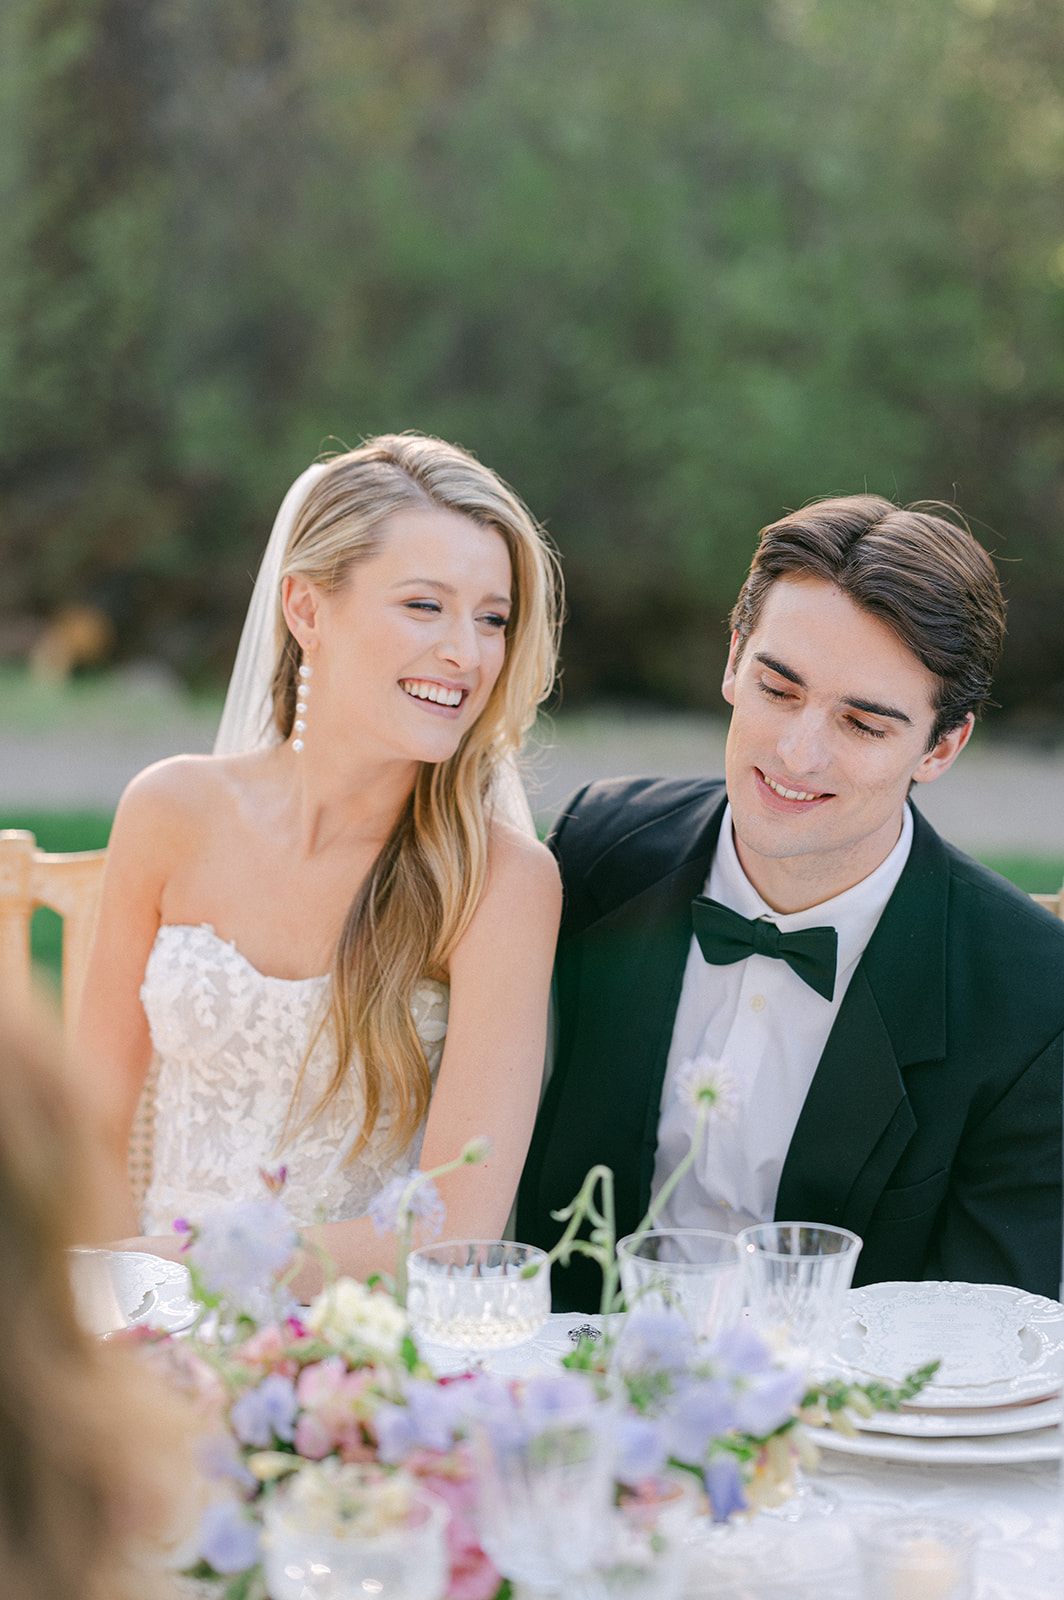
[115,753,222,835]
[481,819,562,918]
[110,751,263,864]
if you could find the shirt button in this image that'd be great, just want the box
[750,994,766,1013]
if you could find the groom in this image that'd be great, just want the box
[517,496,1064,1311]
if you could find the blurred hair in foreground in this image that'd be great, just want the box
[0,990,193,1600]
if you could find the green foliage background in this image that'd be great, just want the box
[2,0,1063,716]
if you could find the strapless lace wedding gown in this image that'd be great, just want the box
[139,923,449,1234]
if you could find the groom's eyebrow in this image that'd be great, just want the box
[393,577,512,605]
[754,651,913,724]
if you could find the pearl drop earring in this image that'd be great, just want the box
[293,661,312,752]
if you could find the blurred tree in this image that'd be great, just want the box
[1,0,1062,717]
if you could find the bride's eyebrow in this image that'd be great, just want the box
[390,577,511,605]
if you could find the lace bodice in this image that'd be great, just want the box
[139,923,449,1233]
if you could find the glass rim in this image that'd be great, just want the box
[735,1221,863,1258]
[616,1227,741,1266]
[406,1238,549,1267]
[266,1481,451,1544]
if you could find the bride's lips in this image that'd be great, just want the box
[754,767,834,812]
[399,677,471,716]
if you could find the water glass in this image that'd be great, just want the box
[616,1228,742,1339]
[262,1482,450,1600]
[859,1512,976,1600]
[467,1374,618,1594]
[576,1471,704,1599]
[405,1239,550,1359]
[737,1222,862,1370]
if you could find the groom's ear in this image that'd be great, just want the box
[721,630,740,706]
[281,574,323,650]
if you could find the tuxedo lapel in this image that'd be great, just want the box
[543,789,728,1233]
[777,804,950,1232]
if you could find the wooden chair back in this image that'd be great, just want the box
[1031,880,1064,920]
[0,829,106,1034]
[0,829,158,1216]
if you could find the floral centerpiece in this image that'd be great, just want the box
[131,1071,934,1600]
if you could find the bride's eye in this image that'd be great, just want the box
[405,599,442,614]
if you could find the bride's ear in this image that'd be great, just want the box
[281,574,323,651]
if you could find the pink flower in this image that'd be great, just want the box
[406,1446,501,1600]
[293,1358,376,1459]
[234,1324,299,1378]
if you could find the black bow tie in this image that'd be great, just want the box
[691,896,838,1002]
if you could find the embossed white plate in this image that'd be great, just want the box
[808,1420,1061,1465]
[855,1393,1062,1437]
[826,1282,1064,1407]
[69,1249,198,1337]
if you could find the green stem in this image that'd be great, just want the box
[627,1096,712,1254]
[536,1097,715,1325]
[392,1146,488,1307]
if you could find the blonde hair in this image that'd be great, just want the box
[270,433,562,1160]
[0,997,190,1600]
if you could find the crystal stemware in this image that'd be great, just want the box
[616,1227,742,1341]
[466,1373,619,1598]
[405,1239,550,1370]
[737,1221,862,1518]
[262,1473,450,1600]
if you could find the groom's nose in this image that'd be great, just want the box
[776,707,831,775]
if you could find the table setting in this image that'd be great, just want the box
[72,1140,1063,1600]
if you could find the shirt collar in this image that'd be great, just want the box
[709,802,914,981]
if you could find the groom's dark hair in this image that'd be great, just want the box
[729,495,1007,747]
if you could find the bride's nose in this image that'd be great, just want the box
[434,614,481,672]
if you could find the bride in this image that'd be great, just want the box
[78,433,562,1294]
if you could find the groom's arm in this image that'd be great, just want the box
[927,1028,1063,1300]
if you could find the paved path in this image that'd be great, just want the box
[1,708,1061,859]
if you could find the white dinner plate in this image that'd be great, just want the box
[69,1249,198,1337]
[825,1281,1064,1407]
[807,1420,1062,1466]
[854,1393,1062,1437]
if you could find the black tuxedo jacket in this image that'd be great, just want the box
[517,778,1064,1311]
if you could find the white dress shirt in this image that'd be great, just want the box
[651,802,914,1234]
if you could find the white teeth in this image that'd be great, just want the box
[765,774,820,802]
[401,679,464,707]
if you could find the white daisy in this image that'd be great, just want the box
[674,1055,740,1122]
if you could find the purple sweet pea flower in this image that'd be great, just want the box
[196,1432,257,1491]
[662,1376,738,1462]
[367,1173,445,1239]
[190,1197,298,1307]
[706,1323,775,1375]
[732,1367,806,1437]
[198,1499,261,1573]
[374,1378,469,1462]
[229,1372,299,1448]
[464,1371,604,1455]
[704,1454,747,1522]
[612,1304,697,1375]
[613,1412,668,1487]
[520,1372,602,1426]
